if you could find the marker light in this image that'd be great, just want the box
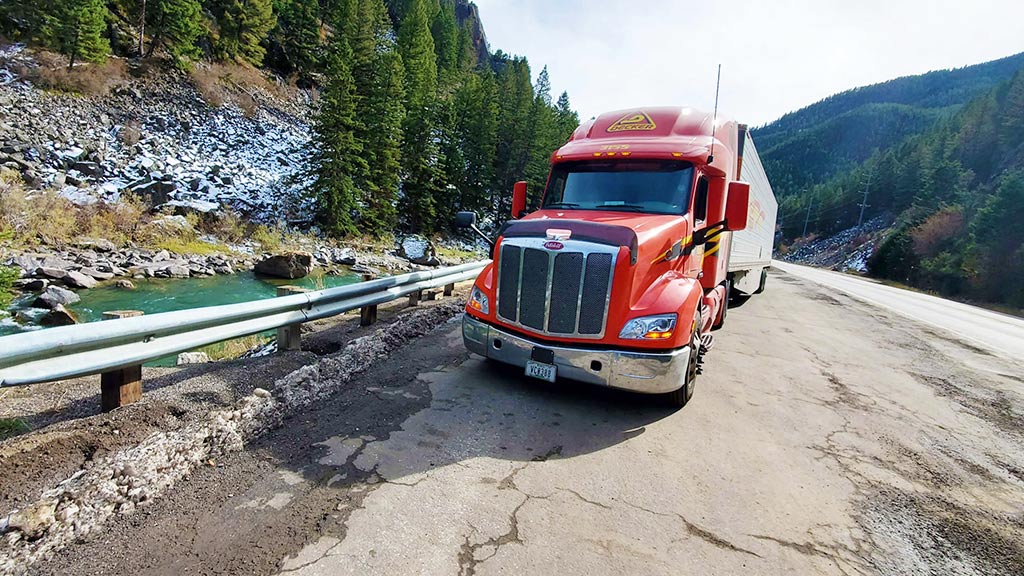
[469,286,489,315]
[619,314,677,340]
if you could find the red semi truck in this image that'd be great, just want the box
[457,107,778,406]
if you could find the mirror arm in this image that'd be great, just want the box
[468,224,495,249]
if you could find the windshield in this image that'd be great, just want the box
[542,160,695,215]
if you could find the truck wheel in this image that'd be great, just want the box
[754,268,768,294]
[712,280,729,330]
[666,314,700,408]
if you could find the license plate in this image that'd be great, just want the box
[525,360,557,382]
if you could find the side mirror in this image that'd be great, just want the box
[453,210,494,249]
[455,211,477,228]
[511,181,527,219]
[725,181,750,231]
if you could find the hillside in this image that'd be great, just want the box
[754,52,1024,193]
[777,61,1024,308]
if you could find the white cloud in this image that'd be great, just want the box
[473,0,1024,126]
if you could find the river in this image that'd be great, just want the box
[0,270,361,338]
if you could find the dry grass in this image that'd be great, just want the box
[14,53,129,95]
[199,334,271,361]
[188,61,294,114]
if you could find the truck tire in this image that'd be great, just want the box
[754,268,768,294]
[666,314,700,408]
[712,280,729,330]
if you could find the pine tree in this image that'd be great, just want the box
[491,56,534,223]
[210,0,277,65]
[397,0,442,233]
[524,66,561,207]
[309,34,366,237]
[430,0,457,83]
[147,0,203,64]
[350,0,405,234]
[49,0,110,68]
[554,91,580,139]
[454,70,498,215]
[269,0,321,77]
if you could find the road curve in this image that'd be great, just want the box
[773,261,1024,360]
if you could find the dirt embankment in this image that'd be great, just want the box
[0,287,470,575]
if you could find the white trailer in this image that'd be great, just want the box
[727,128,778,295]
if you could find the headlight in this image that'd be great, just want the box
[619,313,677,340]
[468,286,489,315]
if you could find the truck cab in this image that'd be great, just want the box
[460,107,774,407]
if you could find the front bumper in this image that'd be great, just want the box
[462,314,690,394]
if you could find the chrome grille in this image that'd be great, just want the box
[496,239,616,339]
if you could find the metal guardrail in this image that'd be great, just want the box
[0,260,489,387]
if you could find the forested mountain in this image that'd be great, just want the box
[0,0,579,237]
[772,62,1024,307]
[753,52,1024,194]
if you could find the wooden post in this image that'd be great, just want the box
[277,286,308,352]
[359,273,378,327]
[100,310,144,412]
[424,289,439,301]
[443,283,455,297]
[408,289,421,307]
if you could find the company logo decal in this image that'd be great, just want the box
[606,111,657,133]
[544,241,564,251]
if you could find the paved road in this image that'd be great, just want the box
[36,269,1024,576]
[774,261,1024,360]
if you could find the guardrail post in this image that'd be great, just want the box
[100,310,144,412]
[443,283,455,297]
[359,273,377,326]
[277,286,309,352]
[408,290,421,307]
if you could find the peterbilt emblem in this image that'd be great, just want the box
[544,241,564,250]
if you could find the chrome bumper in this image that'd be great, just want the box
[462,314,690,394]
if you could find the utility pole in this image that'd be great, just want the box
[857,167,874,227]
[802,196,813,237]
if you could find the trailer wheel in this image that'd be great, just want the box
[666,314,700,408]
[754,268,768,294]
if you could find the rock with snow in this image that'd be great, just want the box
[176,352,210,365]
[398,236,440,267]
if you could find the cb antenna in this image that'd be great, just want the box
[708,64,721,164]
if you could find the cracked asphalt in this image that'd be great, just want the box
[32,269,1024,576]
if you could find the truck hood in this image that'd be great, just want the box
[512,210,687,255]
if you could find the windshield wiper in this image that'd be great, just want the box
[545,202,580,209]
[594,203,645,212]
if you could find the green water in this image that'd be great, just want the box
[0,270,361,338]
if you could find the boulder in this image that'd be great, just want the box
[164,265,191,278]
[33,285,80,309]
[40,305,78,327]
[7,500,57,539]
[115,279,136,289]
[75,238,116,253]
[254,251,313,279]
[35,267,68,280]
[14,278,47,291]
[176,352,210,365]
[63,270,98,289]
[332,247,357,266]
[79,267,114,281]
[398,236,440,267]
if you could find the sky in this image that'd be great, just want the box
[472,0,1024,127]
